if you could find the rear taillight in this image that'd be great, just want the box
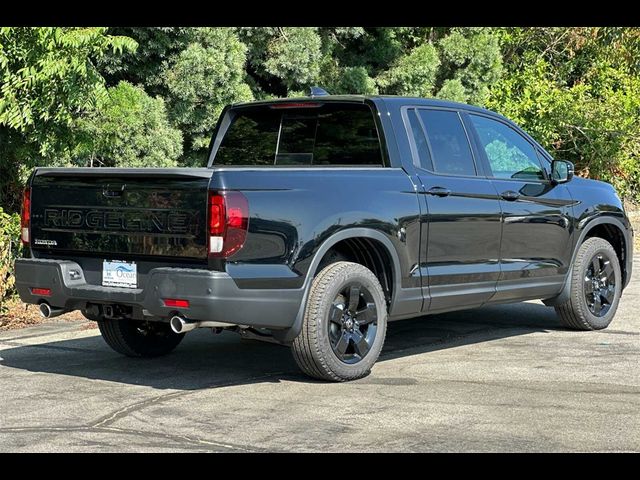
[208,191,249,258]
[20,187,31,246]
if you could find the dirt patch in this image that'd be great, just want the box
[0,297,89,331]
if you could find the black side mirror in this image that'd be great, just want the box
[551,160,574,184]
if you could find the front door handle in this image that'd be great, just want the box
[500,190,520,201]
[426,186,452,197]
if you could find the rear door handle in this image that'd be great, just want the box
[426,186,452,197]
[500,190,520,201]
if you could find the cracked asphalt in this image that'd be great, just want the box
[1,261,638,452]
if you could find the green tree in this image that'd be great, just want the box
[0,27,136,211]
[376,43,440,97]
[375,28,503,105]
[99,27,191,96]
[489,27,640,201]
[74,81,183,168]
[163,28,253,166]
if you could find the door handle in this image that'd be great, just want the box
[500,190,520,201]
[426,186,452,197]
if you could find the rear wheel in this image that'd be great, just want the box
[292,262,387,382]
[555,237,622,330]
[98,319,184,357]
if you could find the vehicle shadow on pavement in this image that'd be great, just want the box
[0,301,564,389]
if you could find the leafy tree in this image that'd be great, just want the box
[163,28,253,165]
[489,27,640,201]
[437,28,502,105]
[0,27,136,211]
[377,43,440,97]
[375,28,502,104]
[74,81,182,168]
[99,27,191,96]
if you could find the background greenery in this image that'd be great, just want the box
[1,27,640,307]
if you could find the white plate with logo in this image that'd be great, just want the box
[102,260,137,288]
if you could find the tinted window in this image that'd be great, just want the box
[406,109,432,170]
[214,103,382,166]
[417,110,476,176]
[469,114,545,180]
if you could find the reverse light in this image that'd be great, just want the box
[20,187,31,245]
[31,287,51,297]
[163,299,190,308]
[208,191,249,258]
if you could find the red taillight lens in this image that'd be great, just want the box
[209,194,225,235]
[31,287,51,296]
[20,187,31,245]
[163,299,190,308]
[208,191,249,258]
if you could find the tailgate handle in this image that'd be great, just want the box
[103,184,126,198]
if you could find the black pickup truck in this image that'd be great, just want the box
[15,94,634,381]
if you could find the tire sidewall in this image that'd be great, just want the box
[312,265,387,378]
[573,239,622,330]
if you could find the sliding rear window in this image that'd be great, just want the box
[212,103,383,167]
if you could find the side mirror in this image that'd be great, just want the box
[551,160,574,184]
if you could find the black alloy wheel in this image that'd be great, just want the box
[328,283,378,364]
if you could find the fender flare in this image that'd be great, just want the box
[543,215,631,306]
[274,228,403,343]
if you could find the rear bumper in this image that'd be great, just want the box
[14,258,302,329]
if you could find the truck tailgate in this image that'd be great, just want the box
[29,168,211,260]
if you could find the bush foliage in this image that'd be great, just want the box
[0,208,21,313]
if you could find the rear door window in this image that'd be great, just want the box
[214,103,383,167]
[417,109,476,176]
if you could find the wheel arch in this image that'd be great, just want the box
[544,215,631,306]
[275,228,403,343]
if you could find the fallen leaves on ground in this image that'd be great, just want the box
[0,298,91,331]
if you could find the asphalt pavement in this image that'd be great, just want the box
[1,261,638,452]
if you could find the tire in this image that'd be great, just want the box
[98,318,184,358]
[292,261,388,382]
[555,237,622,330]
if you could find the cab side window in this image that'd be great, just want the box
[418,110,476,176]
[469,114,545,180]
[405,108,477,176]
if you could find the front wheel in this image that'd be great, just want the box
[98,319,184,358]
[555,237,622,330]
[292,262,388,382]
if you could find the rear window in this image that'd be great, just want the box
[213,103,383,166]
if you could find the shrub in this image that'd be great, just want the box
[0,208,22,315]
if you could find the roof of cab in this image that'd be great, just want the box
[231,94,506,120]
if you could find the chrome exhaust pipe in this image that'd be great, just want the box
[169,316,235,334]
[39,303,66,319]
[170,316,197,334]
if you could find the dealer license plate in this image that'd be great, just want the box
[102,260,137,288]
